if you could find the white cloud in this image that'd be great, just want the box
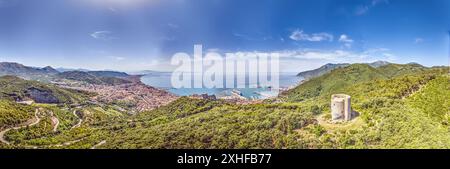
[108,7,117,12]
[414,38,424,44]
[107,56,125,61]
[225,47,395,63]
[133,47,399,73]
[339,34,354,48]
[355,6,370,15]
[339,34,354,43]
[289,29,334,42]
[167,23,179,29]
[355,0,389,15]
[362,47,390,54]
[372,0,389,6]
[233,33,272,41]
[216,48,397,72]
[115,57,125,61]
[207,48,220,53]
[159,36,176,41]
[233,33,254,41]
[90,31,117,40]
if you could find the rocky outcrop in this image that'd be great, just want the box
[26,87,60,103]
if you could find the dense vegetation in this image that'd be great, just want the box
[105,98,315,148]
[0,63,448,149]
[0,100,34,128]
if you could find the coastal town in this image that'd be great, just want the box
[57,80,179,113]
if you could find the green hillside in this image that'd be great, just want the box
[282,64,387,102]
[281,63,432,102]
[406,75,450,124]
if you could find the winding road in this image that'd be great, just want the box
[91,140,106,149]
[0,109,41,145]
[70,110,82,129]
[0,108,91,148]
[46,138,85,148]
[51,115,59,132]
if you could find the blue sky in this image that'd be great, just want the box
[0,0,449,72]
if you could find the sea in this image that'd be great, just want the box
[141,72,303,99]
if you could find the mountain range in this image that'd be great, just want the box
[0,62,134,85]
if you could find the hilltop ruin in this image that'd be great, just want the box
[331,94,352,122]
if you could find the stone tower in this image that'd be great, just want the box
[331,94,352,121]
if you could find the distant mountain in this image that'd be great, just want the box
[368,60,391,68]
[55,67,90,72]
[0,62,43,75]
[128,70,170,75]
[40,66,59,74]
[87,71,130,78]
[56,71,131,85]
[297,63,350,80]
[0,62,57,81]
[0,62,133,85]
[56,71,104,84]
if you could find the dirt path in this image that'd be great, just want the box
[0,109,41,145]
[90,140,106,149]
[0,109,87,149]
[46,138,85,148]
[70,110,82,130]
[315,113,363,132]
[50,112,60,132]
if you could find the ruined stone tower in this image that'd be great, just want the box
[331,94,352,121]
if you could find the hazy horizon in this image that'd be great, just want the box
[0,59,444,74]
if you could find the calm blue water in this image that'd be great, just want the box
[141,72,303,99]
